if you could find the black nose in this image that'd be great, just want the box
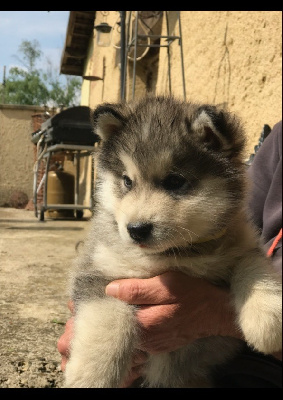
[127,222,153,242]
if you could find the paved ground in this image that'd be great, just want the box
[0,207,91,388]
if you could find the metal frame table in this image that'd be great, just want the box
[33,143,95,221]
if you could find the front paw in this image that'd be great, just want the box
[64,358,114,388]
[239,291,282,354]
[63,298,137,388]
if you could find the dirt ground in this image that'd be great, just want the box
[0,207,91,388]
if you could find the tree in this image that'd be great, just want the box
[0,40,82,107]
[43,58,82,107]
[14,39,42,72]
[2,66,50,105]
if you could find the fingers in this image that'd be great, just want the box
[68,300,75,314]
[57,316,74,371]
[136,303,179,328]
[60,354,68,372]
[132,350,148,365]
[105,271,186,305]
[119,366,143,388]
[135,303,184,354]
[119,351,148,388]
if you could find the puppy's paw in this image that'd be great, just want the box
[64,358,92,388]
[239,290,282,354]
[64,358,115,388]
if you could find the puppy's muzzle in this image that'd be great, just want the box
[127,222,153,243]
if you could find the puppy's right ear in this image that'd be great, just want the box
[91,103,126,141]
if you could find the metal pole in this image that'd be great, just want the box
[120,11,126,101]
[165,12,172,95]
[75,152,80,206]
[2,66,6,103]
[178,11,187,100]
[132,11,139,100]
[43,151,51,212]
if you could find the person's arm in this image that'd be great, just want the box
[247,121,282,274]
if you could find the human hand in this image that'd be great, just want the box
[106,271,243,354]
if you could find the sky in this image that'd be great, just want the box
[0,11,70,83]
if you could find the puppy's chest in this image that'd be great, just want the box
[89,241,233,282]
[90,242,169,278]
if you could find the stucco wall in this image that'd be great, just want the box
[157,11,282,156]
[0,105,52,206]
[82,10,282,157]
[81,12,122,109]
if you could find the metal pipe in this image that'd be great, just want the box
[178,11,187,100]
[75,152,80,206]
[165,12,172,95]
[120,11,126,101]
[132,11,139,100]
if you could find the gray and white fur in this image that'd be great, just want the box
[64,95,282,388]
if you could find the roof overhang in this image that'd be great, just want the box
[60,11,96,76]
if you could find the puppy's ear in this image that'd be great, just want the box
[91,103,126,141]
[191,105,245,157]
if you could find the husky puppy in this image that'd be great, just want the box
[64,95,282,388]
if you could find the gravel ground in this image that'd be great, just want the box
[0,207,90,388]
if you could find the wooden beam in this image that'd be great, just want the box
[64,47,86,58]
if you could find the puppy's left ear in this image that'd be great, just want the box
[191,105,245,157]
[91,103,127,141]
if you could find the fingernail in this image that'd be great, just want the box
[105,282,119,297]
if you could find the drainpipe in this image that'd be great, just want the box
[120,11,126,101]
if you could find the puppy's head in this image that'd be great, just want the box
[92,95,246,253]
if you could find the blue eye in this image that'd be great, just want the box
[123,175,132,189]
[162,173,186,191]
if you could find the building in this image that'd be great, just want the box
[60,10,282,155]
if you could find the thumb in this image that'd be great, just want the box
[105,272,181,305]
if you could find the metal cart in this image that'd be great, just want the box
[31,106,99,221]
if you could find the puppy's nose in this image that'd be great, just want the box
[127,222,153,242]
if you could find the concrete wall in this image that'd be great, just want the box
[83,10,282,157]
[0,105,54,206]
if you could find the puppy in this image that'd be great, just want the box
[64,95,282,387]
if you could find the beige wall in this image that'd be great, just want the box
[0,105,52,206]
[157,11,282,156]
[81,12,122,109]
[83,10,282,157]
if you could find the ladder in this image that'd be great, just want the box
[121,11,186,101]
